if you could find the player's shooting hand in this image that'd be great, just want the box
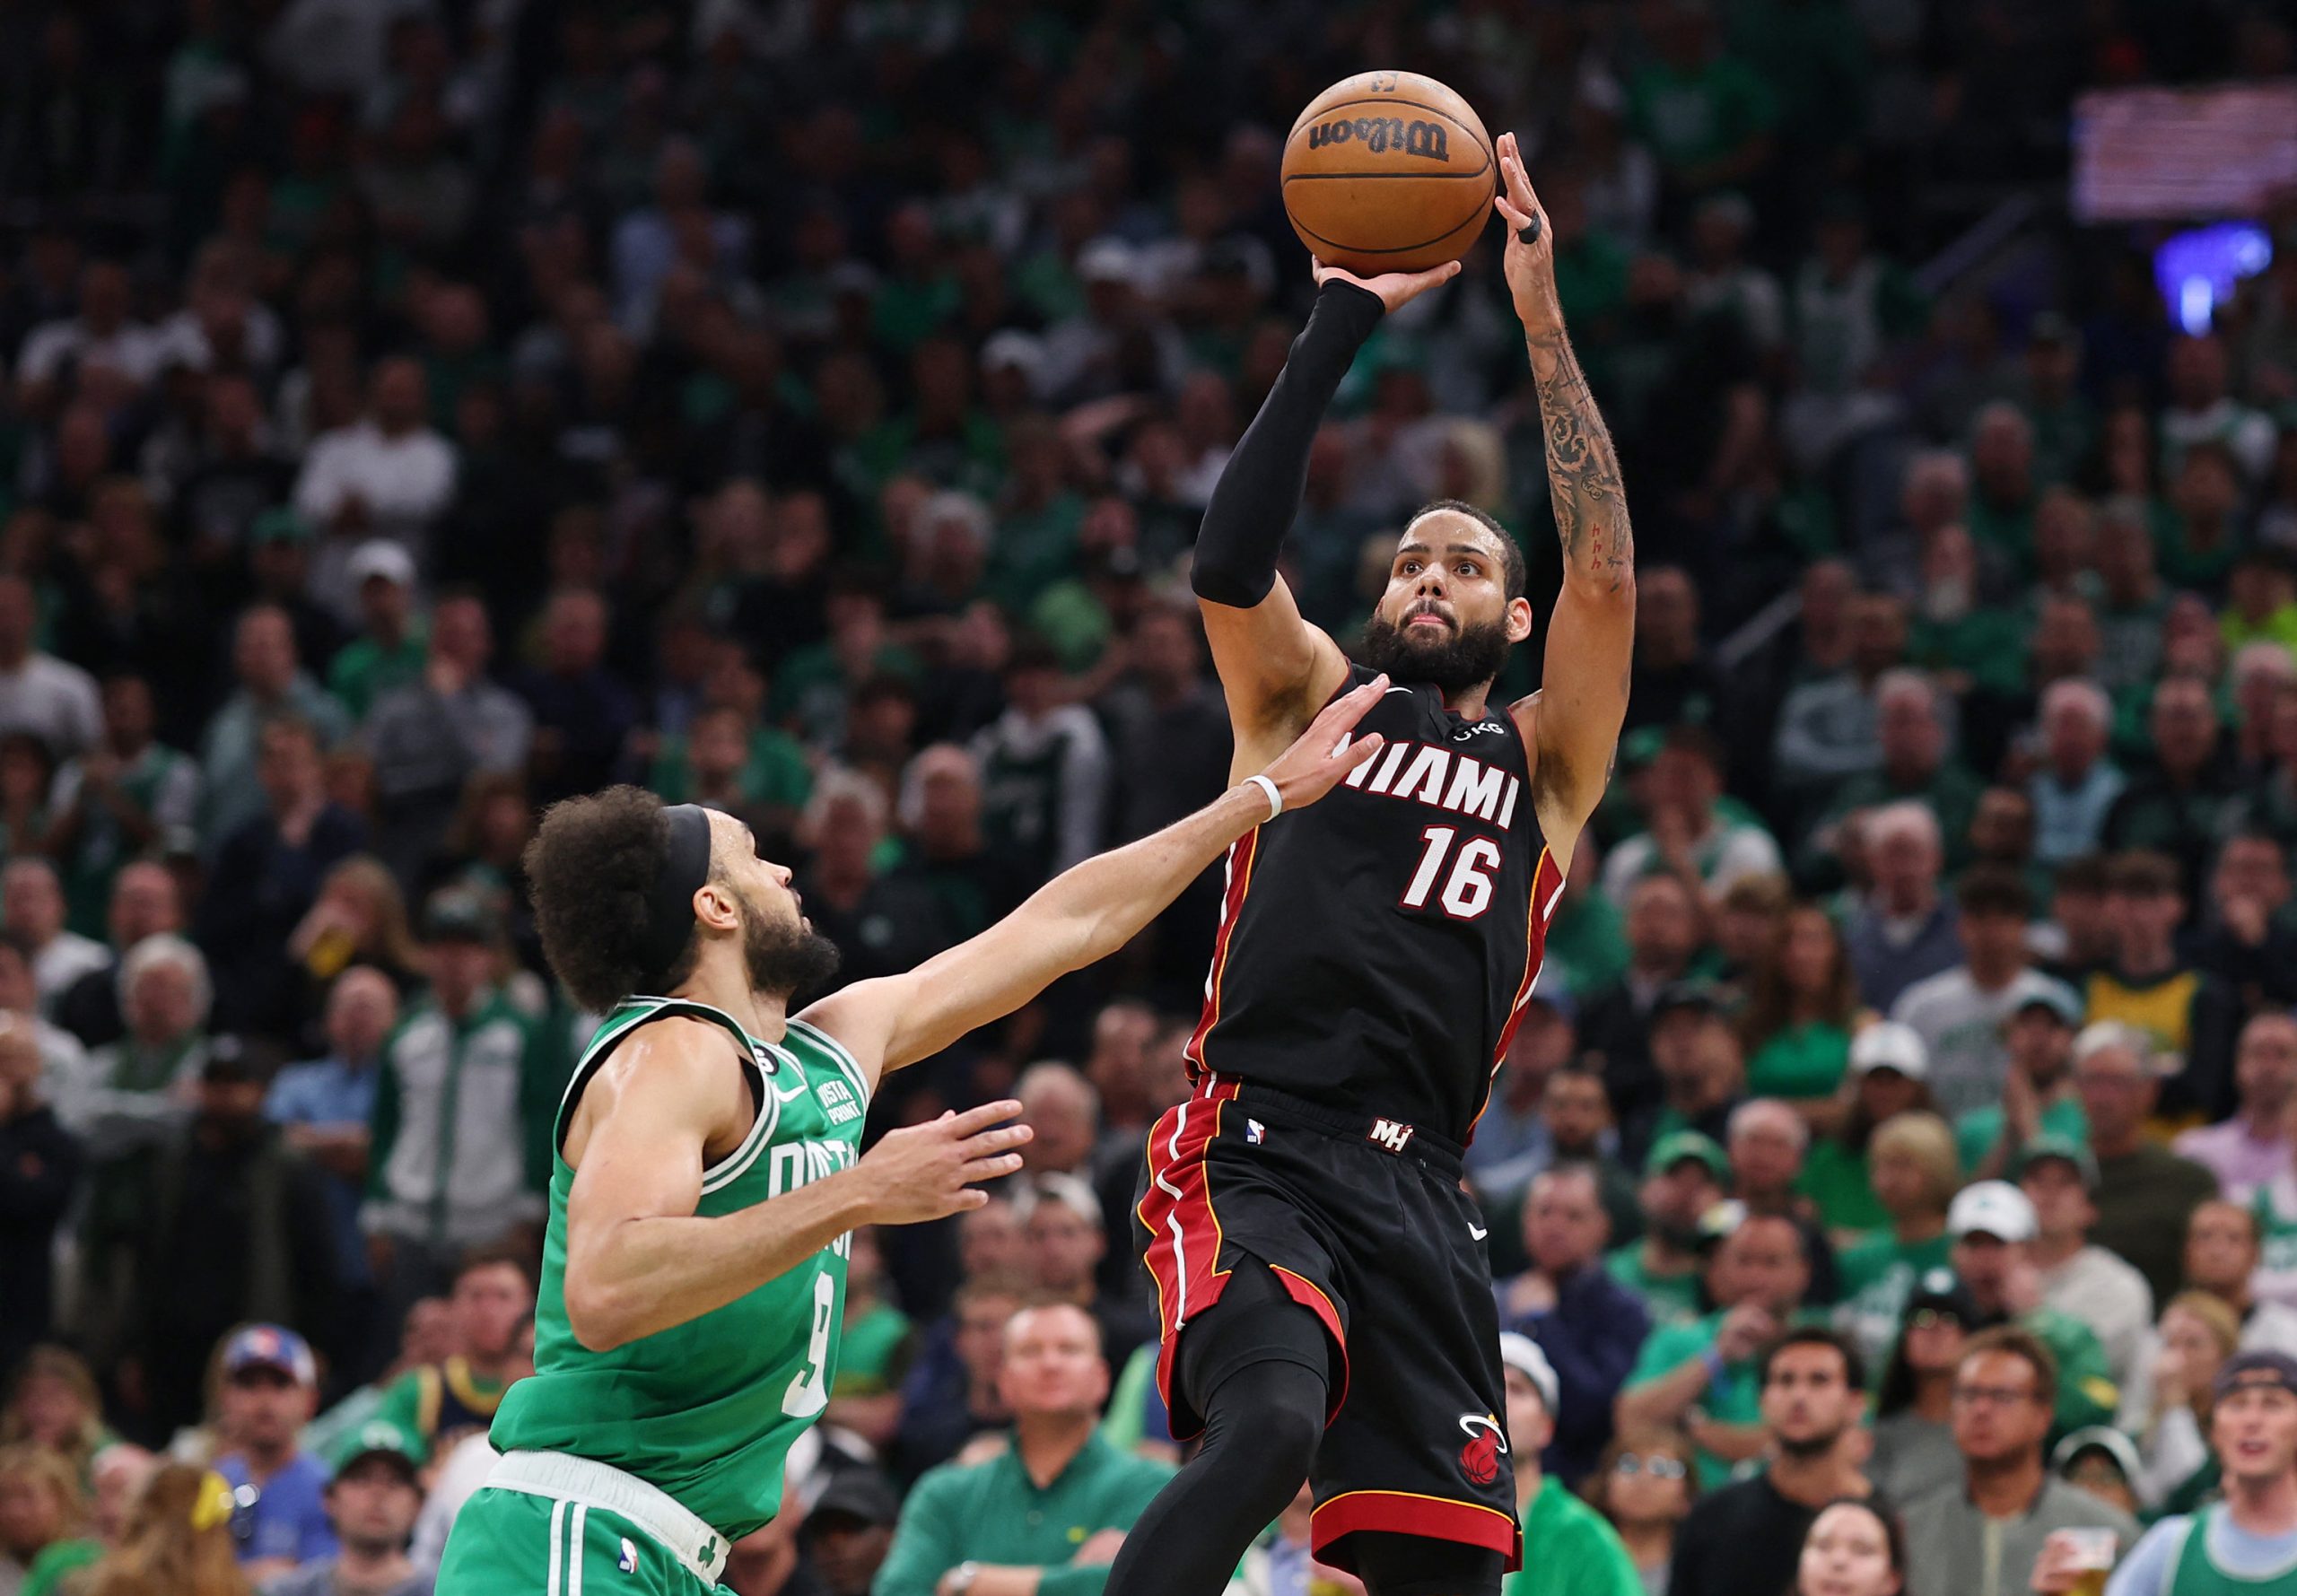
[1491,132,1559,329]
[856,1100,1033,1225]
[1256,674,1388,811]
[1311,257,1462,315]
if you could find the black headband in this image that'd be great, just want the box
[639,803,714,990]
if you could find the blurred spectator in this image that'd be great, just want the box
[1017,1173,1156,1367]
[825,1230,913,1453]
[366,592,532,887]
[210,1326,336,1581]
[793,772,959,991]
[1816,675,1979,874]
[1889,868,2065,1121]
[1871,1270,1977,1505]
[2176,1013,2297,1199]
[1632,983,1745,1162]
[1798,1025,1941,1236]
[1606,1133,1729,1330]
[283,861,424,1037]
[1486,1057,1644,1261]
[2029,680,2123,867]
[1601,728,1783,916]
[1953,983,2084,1181]
[263,1422,430,1596]
[327,543,425,721]
[1579,875,1706,1130]
[1586,1426,1699,1596]
[2180,1201,2297,1354]
[0,577,100,761]
[873,1304,1171,1596]
[2084,850,2240,1123]
[371,1248,531,1462]
[511,589,634,807]
[800,1470,897,1596]
[2101,681,2240,901]
[197,609,352,851]
[1790,1500,1905,1596]
[2017,1138,2153,1388]
[2186,833,2297,1016]
[1900,1327,2137,1596]
[1,1348,109,1495]
[1665,1328,1871,1596]
[292,359,454,597]
[362,890,555,1307]
[892,1277,1024,1486]
[1498,1333,1640,1596]
[969,641,1108,884]
[2123,1291,2243,1512]
[4,859,106,1015]
[84,1459,254,1594]
[892,746,1023,944]
[1496,1164,1652,1485]
[1945,1181,2119,1433]
[45,676,199,939]
[2073,1024,2220,1307]
[1470,994,1582,1206]
[1834,1109,1959,1369]
[1771,595,1910,807]
[2098,1350,2297,1596]
[0,1442,96,1595]
[1739,905,1860,1113]
[0,1017,77,1380]
[1619,1209,1813,1486]
[1843,802,1962,1011]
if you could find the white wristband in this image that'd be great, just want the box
[1245,772,1283,821]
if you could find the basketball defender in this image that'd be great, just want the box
[1105,135,1635,1596]
[433,683,1387,1594]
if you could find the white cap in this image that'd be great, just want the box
[1498,1331,1559,1415]
[1849,1021,1929,1080]
[1077,237,1143,288]
[345,538,416,590]
[1948,1180,2037,1243]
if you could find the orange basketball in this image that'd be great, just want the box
[1280,71,1496,276]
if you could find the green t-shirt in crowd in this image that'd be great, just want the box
[1796,1138,1885,1235]
[19,1538,100,1596]
[1605,1243,1705,1330]
[328,627,429,720]
[1952,1098,2090,1175]
[1502,1476,1643,1596]
[872,1432,1175,1596]
[1832,1230,1953,1374]
[1745,1020,1852,1102]
[834,1300,913,1398]
[1625,1307,1828,1489]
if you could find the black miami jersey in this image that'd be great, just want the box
[1186,664,1567,1145]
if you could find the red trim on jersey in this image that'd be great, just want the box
[1466,846,1566,1143]
[1137,1073,1242,1438]
[1311,1489,1524,1571]
[1183,828,1261,1080]
[1267,1264,1350,1418]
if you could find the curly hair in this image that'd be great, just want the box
[523,785,719,1012]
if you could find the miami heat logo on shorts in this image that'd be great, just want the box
[1456,1413,1508,1486]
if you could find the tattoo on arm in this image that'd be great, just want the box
[1526,326,1634,594]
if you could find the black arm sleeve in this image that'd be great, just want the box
[1189,278,1385,607]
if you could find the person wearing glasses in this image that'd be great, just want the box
[1586,1429,1699,1596]
[1496,1333,1641,1596]
[1899,1327,2137,1596]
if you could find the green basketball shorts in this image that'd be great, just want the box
[437,1451,732,1595]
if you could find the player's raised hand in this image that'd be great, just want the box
[1255,672,1389,812]
[1311,257,1462,315]
[1491,131,1559,328]
[855,1100,1033,1224]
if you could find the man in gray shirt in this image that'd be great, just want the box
[1903,1325,2138,1596]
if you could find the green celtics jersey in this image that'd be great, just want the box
[489,999,871,1540]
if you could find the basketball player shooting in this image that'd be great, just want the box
[432,685,1387,1595]
[1103,133,1634,1596]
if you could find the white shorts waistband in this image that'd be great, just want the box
[485,1449,730,1584]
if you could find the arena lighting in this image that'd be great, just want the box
[2153,222,2273,336]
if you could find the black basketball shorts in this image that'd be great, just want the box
[1135,1068,1522,1574]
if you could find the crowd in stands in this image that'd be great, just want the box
[6,0,2297,1593]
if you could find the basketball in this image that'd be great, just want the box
[1280,70,1497,276]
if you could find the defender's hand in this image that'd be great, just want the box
[855,1101,1032,1224]
[1312,257,1462,315]
[1254,674,1388,811]
[1492,132,1559,328]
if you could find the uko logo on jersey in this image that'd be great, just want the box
[1367,1118,1416,1155]
[1457,1414,1509,1487]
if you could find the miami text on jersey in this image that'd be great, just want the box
[1341,740,1523,828]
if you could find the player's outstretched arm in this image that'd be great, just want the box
[1494,131,1636,862]
[1194,265,1451,771]
[801,675,1389,1077]
[560,1021,1029,1350]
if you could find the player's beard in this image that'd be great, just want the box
[1358,609,1514,695]
[738,888,842,1001]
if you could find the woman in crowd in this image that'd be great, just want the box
[2127,1290,2241,1511]
[1585,1426,1699,1596]
[0,1350,111,1486]
[1832,1106,1961,1369]
[1796,1023,1940,1237]
[284,856,425,1026]
[84,1463,249,1596]
[1740,902,1864,1120]
[1795,1498,1907,1596]
[0,1443,99,1595]
[1868,1273,1973,1504]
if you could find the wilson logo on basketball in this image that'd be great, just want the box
[1305,118,1451,161]
[1456,1413,1509,1487]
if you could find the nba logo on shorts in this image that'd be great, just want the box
[618,1537,638,1574]
[1246,1119,1265,1145]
